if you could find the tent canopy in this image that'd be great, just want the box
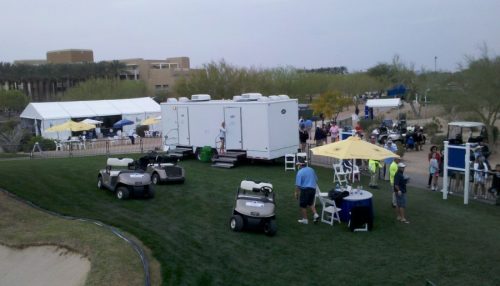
[365,98,401,108]
[20,97,160,120]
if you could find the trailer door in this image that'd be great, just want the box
[177,107,190,145]
[224,107,242,150]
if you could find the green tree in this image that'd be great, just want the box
[436,53,500,152]
[62,78,150,101]
[310,90,351,122]
[0,90,28,117]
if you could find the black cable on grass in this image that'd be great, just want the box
[0,189,151,286]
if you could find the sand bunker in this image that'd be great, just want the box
[0,244,90,286]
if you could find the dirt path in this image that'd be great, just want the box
[0,244,90,286]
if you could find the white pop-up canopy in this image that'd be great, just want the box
[20,97,161,139]
[365,98,401,108]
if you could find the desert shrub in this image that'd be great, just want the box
[424,121,440,137]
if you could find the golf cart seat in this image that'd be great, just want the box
[240,180,273,193]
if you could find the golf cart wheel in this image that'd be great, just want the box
[230,215,244,232]
[116,186,130,200]
[264,219,277,237]
[97,176,105,189]
[151,173,160,185]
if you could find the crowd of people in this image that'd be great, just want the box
[294,116,499,226]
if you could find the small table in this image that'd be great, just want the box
[339,190,374,222]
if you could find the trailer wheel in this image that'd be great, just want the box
[230,215,244,232]
[264,219,277,237]
[116,186,129,200]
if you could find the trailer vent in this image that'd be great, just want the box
[257,96,269,102]
[278,95,290,99]
[240,93,262,100]
[268,95,280,101]
[179,97,189,102]
[191,94,211,101]
[166,98,178,103]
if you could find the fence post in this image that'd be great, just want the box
[140,137,144,154]
[464,143,471,205]
[106,140,110,155]
[442,141,449,200]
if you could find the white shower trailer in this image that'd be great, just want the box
[161,95,299,160]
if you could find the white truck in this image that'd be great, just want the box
[160,93,299,161]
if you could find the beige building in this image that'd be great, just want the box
[119,57,191,92]
[46,49,94,64]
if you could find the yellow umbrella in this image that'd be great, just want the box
[140,117,160,126]
[310,136,399,160]
[45,120,96,132]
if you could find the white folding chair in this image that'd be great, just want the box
[296,152,307,165]
[342,160,360,182]
[316,186,342,226]
[54,140,63,151]
[333,162,349,186]
[285,153,296,171]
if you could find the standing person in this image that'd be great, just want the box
[427,146,441,188]
[218,121,226,154]
[314,126,327,146]
[390,157,401,208]
[383,140,398,180]
[473,156,489,199]
[368,159,382,189]
[394,162,409,224]
[299,126,309,152]
[295,161,320,224]
[487,164,500,202]
[354,122,363,138]
[429,153,440,191]
[329,122,340,143]
[128,129,135,144]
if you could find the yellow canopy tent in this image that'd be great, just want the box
[45,120,96,132]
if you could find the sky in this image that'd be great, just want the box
[1,0,499,72]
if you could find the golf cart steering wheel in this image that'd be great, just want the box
[260,186,272,196]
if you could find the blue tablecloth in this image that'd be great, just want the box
[339,190,374,222]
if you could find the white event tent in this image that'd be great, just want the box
[20,97,161,139]
[365,98,401,109]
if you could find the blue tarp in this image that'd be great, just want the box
[387,85,407,97]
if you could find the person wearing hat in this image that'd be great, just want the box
[383,139,398,180]
[368,159,382,189]
[295,160,320,224]
[394,162,409,224]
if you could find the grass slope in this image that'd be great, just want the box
[0,156,499,286]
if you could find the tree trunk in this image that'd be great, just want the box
[487,125,497,154]
[408,101,420,118]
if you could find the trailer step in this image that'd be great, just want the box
[212,162,235,168]
[212,157,238,164]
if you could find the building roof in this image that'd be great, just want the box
[20,97,160,120]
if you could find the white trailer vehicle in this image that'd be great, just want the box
[161,93,299,167]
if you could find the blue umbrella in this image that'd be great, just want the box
[113,119,134,128]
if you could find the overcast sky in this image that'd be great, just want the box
[1,0,499,72]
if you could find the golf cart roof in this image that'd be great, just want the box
[448,121,485,128]
[107,158,134,167]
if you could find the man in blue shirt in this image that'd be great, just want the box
[295,161,320,224]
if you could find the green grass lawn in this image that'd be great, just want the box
[0,156,499,286]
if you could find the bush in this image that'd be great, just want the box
[424,121,440,137]
[22,136,56,152]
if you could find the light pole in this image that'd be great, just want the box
[434,56,438,72]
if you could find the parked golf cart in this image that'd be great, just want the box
[136,151,186,185]
[229,180,277,236]
[446,121,487,145]
[97,158,154,200]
